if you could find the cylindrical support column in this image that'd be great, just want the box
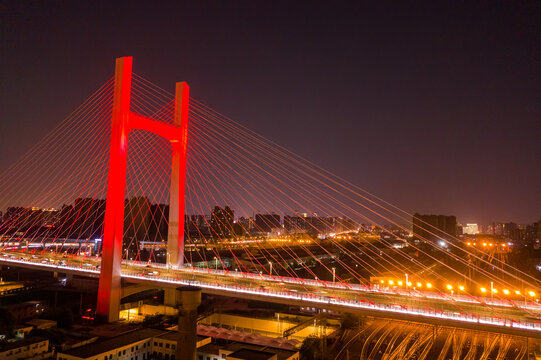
[96,56,133,323]
[175,286,201,360]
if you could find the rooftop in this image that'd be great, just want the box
[228,348,276,360]
[198,341,298,360]
[0,337,48,352]
[61,328,165,358]
[156,332,209,344]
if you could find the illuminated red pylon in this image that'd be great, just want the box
[96,57,189,322]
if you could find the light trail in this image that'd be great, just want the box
[2,253,541,334]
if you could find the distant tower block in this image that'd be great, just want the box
[96,57,190,322]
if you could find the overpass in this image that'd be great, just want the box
[3,252,541,338]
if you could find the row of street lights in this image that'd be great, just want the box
[379,276,537,302]
[210,261,538,304]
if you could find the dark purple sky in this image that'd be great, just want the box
[1,1,540,224]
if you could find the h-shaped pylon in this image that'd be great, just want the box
[96,57,189,322]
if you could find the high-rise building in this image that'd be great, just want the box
[210,206,234,239]
[149,204,169,242]
[461,223,479,235]
[412,213,457,242]
[123,196,152,258]
[254,214,281,233]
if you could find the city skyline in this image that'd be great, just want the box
[1,197,538,227]
[1,1,540,223]
[2,2,541,355]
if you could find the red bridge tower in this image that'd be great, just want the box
[96,57,189,322]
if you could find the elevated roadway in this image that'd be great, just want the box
[2,251,541,338]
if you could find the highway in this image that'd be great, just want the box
[2,250,541,337]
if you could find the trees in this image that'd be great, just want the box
[42,307,74,329]
[300,336,324,359]
[340,313,357,330]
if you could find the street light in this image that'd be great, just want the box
[214,257,218,271]
[405,273,408,290]
[332,267,336,284]
[269,261,272,275]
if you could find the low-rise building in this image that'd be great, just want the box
[197,341,299,360]
[56,328,211,360]
[228,349,277,360]
[3,300,47,322]
[26,319,57,330]
[13,324,34,339]
[0,337,49,360]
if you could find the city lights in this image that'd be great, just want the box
[0,8,539,356]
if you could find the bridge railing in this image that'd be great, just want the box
[3,254,541,332]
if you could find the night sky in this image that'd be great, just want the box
[1,1,540,224]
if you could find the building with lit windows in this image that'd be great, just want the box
[461,223,479,235]
[0,337,50,360]
[56,328,211,360]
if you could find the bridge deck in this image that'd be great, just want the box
[2,253,541,338]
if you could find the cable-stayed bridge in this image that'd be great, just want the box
[1,57,540,336]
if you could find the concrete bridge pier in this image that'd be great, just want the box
[175,286,201,360]
[164,288,177,307]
